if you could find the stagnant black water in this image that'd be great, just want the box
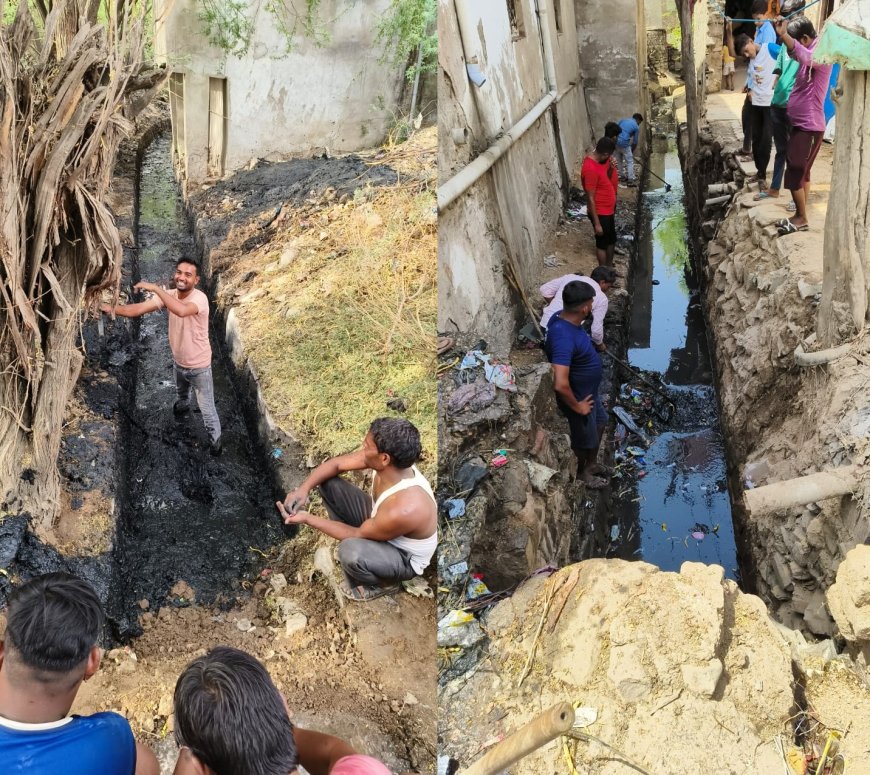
[108,135,282,636]
[606,136,739,580]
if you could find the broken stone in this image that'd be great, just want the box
[797,278,823,299]
[803,590,834,638]
[607,643,651,702]
[826,544,870,643]
[273,597,308,638]
[681,659,724,698]
[236,618,255,632]
[269,573,288,593]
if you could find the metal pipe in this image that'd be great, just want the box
[744,466,859,515]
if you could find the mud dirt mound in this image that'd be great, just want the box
[190,155,398,249]
[441,560,798,773]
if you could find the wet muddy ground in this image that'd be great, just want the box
[107,135,285,637]
[607,138,739,580]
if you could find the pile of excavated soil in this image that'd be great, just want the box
[441,560,800,773]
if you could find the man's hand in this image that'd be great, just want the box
[100,303,113,314]
[283,488,309,515]
[276,501,309,525]
[134,281,161,294]
[593,221,603,237]
[742,85,750,94]
[595,342,607,352]
[577,394,594,416]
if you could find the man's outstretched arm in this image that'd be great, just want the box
[101,296,161,318]
[135,741,160,775]
[294,727,357,775]
[281,449,368,513]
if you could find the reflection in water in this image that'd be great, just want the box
[609,137,738,580]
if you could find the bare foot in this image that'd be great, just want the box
[581,474,609,490]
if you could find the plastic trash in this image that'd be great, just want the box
[612,406,650,446]
[466,575,490,600]
[444,498,466,519]
[491,450,508,467]
[610,524,620,541]
[447,561,468,578]
[692,531,705,540]
[271,448,283,459]
[572,707,598,729]
[483,359,517,392]
[459,350,485,370]
[626,446,646,457]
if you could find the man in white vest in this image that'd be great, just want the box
[277,418,436,602]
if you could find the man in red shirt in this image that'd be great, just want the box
[581,137,618,266]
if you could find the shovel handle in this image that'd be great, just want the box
[459,703,575,775]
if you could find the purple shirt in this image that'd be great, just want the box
[786,39,834,132]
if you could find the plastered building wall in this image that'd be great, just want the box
[438,0,591,352]
[574,0,647,136]
[154,0,406,180]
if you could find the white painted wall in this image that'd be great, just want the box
[154,0,406,180]
[438,0,591,351]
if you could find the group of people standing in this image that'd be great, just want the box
[726,1,838,235]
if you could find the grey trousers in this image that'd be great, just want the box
[174,363,221,442]
[614,145,635,181]
[319,476,417,587]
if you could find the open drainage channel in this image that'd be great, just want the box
[106,134,284,637]
[604,135,740,581]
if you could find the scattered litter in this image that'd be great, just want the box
[518,322,543,345]
[612,406,650,446]
[543,254,560,267]
[447,561,468,578]
[444,498,466,519]
[525,460,558,492]
[484,359,517,392]
[401,577,434,598]
[459,350,485,370]
[566,205,588,218]
[447,381,497,414]
[572,707,598,729]
[610,524,620,541]
[691,531,705,541]
[661,523,667,532]
[466,575,490,600]
[271,447,283,459]
[437,610,484,648]
[491,450,509,467]
[159,380,173,387]
[456,459,488,493]
[651,279,660,285]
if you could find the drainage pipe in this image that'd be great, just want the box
[437,90,557,212]
[438,0,577,212]
[794,339,855,366]
[744,466,859,515]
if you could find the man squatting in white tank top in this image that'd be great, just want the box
[276,418,437,602]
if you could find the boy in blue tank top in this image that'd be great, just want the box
[0,573,158,775]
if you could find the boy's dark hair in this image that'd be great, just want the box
[176,257,200,275]
[590,266,617,285]
[174,647,298,775]
[735,33,752,56]
[4,573,103,674]
[633,113,644,123]
[369,417,422,468]
[788,15,816,40]
[595,137,616,155]
[562,281,596,312]
[604,121,620,138]
[751,0,771,16]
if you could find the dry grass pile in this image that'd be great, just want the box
[214,128,437,477]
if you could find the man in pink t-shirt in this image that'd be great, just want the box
[101,258,222,455]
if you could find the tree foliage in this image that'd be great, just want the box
[376,0,436,81]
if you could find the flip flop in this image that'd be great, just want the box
[437,336,454,356]
[753,191,773,201]
[581,475,609,490]
[340,581,400,602]
[774,218,790,229]
[777,221,808,236]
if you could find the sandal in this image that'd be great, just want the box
[753,191,774,201]
[786,202,797,212]
[777,220,808,236]
[340,581,400,602]
[437,336,454,356]
[581,475,609,490]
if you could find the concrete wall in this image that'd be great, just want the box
[574,0,647,137]
[154,0,406,180]
[438,0,591,352]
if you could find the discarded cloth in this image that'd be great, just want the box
[447,381,497,414]
[483,359,517,392]
[443,498,466,519]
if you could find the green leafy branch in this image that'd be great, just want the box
[375,0,437,81]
